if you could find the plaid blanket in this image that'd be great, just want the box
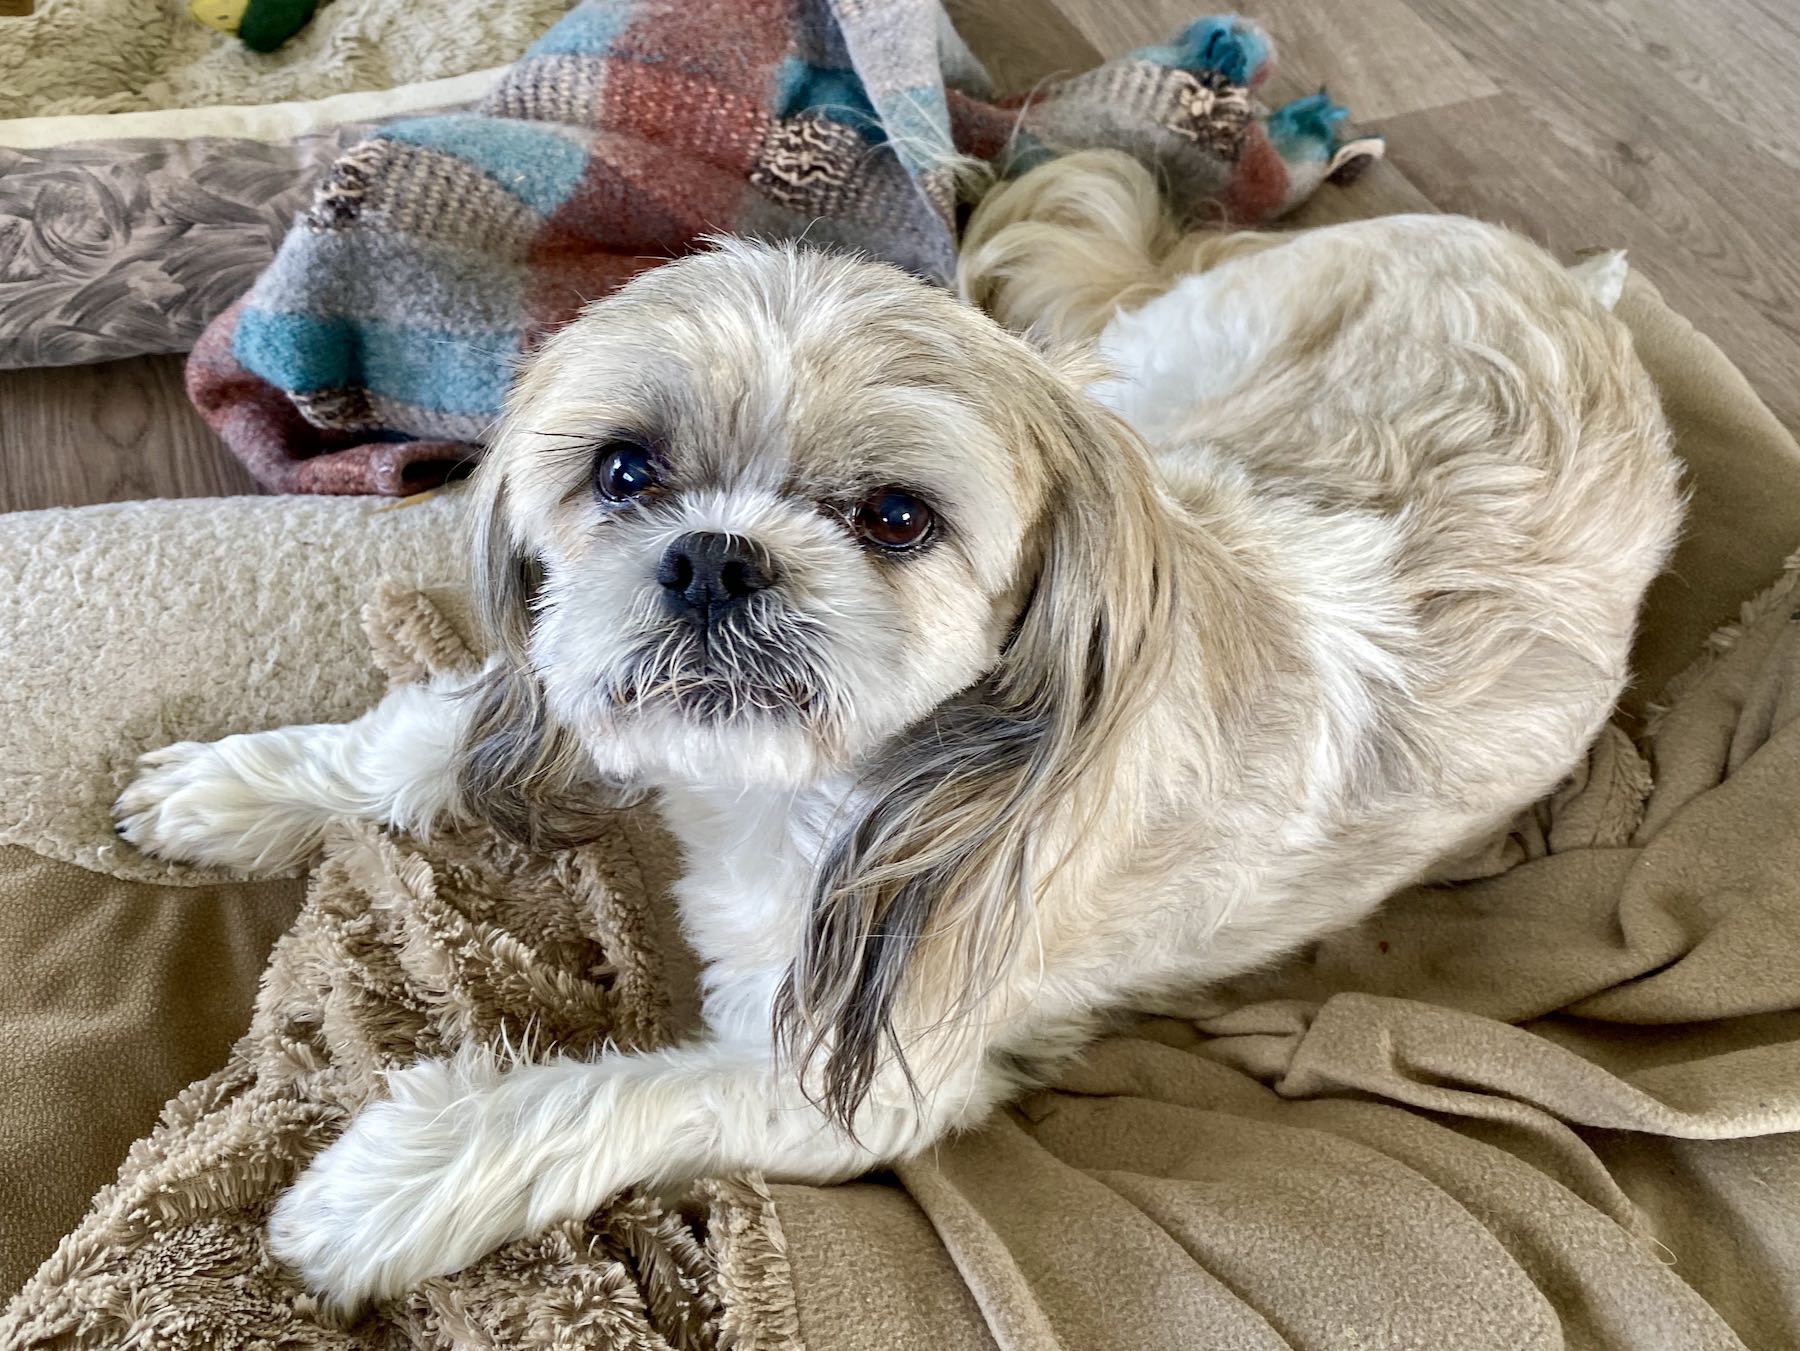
[188,1,1379,495]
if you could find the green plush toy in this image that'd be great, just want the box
[190,0,322,53]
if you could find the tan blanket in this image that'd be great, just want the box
[4,277,1800,1348]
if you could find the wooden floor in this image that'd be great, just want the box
[4,0,1798,513]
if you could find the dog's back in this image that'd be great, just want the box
[961,152,1682,878]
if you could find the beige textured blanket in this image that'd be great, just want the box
[3,277,1800,1348]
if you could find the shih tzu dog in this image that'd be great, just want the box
[116,149,1681,1310]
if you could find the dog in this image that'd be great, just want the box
[116,149,1682,1311]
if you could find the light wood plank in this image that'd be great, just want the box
[943,0,1101,91]
[1404,0,1800,366]
[1566,0,1800,177]
[1739,0,1800,46]
[0,356,260,513]
[1375,94,1800,436]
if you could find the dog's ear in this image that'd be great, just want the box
[451,470,603,847]
[777,379,1178,1127]
[994,383,1179,805]
[1567,250,1628,311]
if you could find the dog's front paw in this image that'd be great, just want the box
[113,737,323,872]
[269,1055,535,1312]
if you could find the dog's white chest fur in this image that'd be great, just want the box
[1092,255,1298,433]
[656,783,840,1041]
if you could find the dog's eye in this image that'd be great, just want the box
[852,489,934,551]
[595,440,660,502]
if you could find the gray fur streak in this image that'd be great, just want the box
[776,692,1050,1127]
[776,445,1179,1130]
[454,478,609,848]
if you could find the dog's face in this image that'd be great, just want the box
[467,241,1175,1114]
[478,242,1073,787]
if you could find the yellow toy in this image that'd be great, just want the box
[190,0,322,53]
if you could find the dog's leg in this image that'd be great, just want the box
[114,670,481,871]
[269,1036,1006,1311]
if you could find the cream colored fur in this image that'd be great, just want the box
[116,153,1681,1311]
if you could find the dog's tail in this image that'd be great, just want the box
[957,149,1273,343]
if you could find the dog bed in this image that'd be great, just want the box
[2,275,1799,1348]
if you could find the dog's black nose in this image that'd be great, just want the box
[658,532,773,621]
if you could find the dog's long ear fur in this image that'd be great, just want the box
[452,471,604,847]
[776,380,1179,1128]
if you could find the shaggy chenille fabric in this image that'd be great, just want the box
[4,277,1800,1348]
[186,2,1380,494]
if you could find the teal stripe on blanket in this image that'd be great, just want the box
[1131,16,1271,86]
[379,115,591,217]
[775,57,881,138]
[525,3,631,57]
[252,233,531,333]
[235,311,516,415]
